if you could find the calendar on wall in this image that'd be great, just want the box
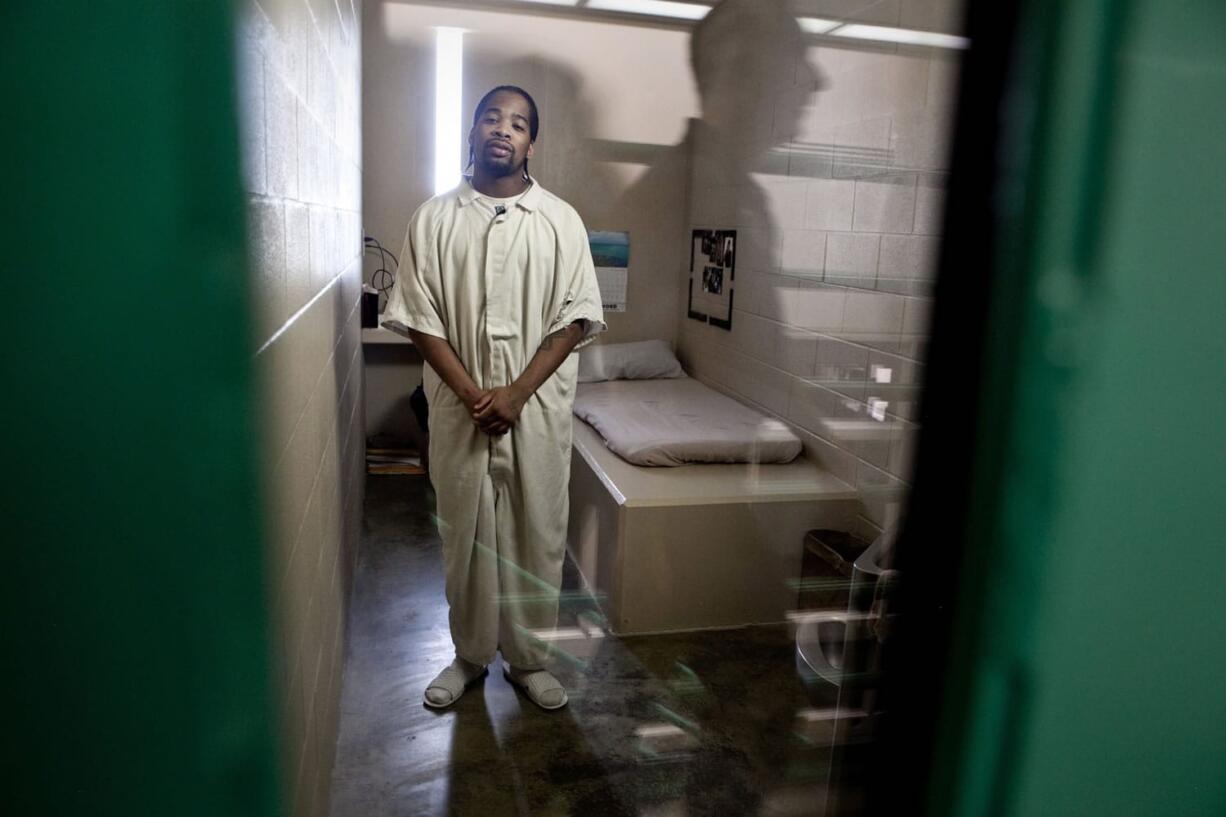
[589,230,629,312]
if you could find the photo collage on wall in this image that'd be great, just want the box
[688,229,736,330]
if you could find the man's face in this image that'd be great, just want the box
[469,90,535,178]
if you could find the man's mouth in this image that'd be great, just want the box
[486,141,513,158]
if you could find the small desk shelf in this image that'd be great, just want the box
[361,327,413,345]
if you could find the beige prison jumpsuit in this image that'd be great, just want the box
[383,178,606,669]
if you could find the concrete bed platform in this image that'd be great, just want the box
[567,418,858,635]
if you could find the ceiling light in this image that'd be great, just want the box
[586,0,712,21]
[515,0,580,6]
[831,23,969,49]
[434,28,464,195]
[797,17,840,34]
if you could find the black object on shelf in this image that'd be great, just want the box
[361,289,378,328]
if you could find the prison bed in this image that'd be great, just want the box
[565,348,858,635]
[572,376,804,466]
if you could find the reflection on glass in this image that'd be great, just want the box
[323,0,967,814]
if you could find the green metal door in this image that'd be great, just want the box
[2,3,279,816]
[896,1,1226,815]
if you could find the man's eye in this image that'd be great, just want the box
[513,124,525,131]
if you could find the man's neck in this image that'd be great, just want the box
[471,168,531,199]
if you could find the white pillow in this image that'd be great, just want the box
[578,339,685,383]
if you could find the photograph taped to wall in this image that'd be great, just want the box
[590,230,629,312]
[689,229,735,329]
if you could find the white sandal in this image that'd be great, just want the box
[503,664,568,710]
[423,660,488,708]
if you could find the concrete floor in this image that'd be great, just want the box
[330,475,862,817]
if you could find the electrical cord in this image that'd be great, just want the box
[364,235,398,267]
[363,235,398,301]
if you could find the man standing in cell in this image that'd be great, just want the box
[382,86,605,709]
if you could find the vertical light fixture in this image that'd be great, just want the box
[434,27,464,195]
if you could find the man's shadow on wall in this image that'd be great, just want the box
[618,0,826,351]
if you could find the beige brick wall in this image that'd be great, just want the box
[237,1,364,815]
[679,2,962,539]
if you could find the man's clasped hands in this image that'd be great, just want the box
[466,385,527,437]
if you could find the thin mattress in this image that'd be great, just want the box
[572,377,803,466]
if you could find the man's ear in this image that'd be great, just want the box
[526,141,535,160]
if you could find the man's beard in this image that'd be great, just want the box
[476,152,522,178]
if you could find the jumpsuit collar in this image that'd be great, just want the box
[458,176,542,212]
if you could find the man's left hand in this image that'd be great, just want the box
[472,385,528,436]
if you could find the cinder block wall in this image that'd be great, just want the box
[678,2,962,539]
[236,1,364,814]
